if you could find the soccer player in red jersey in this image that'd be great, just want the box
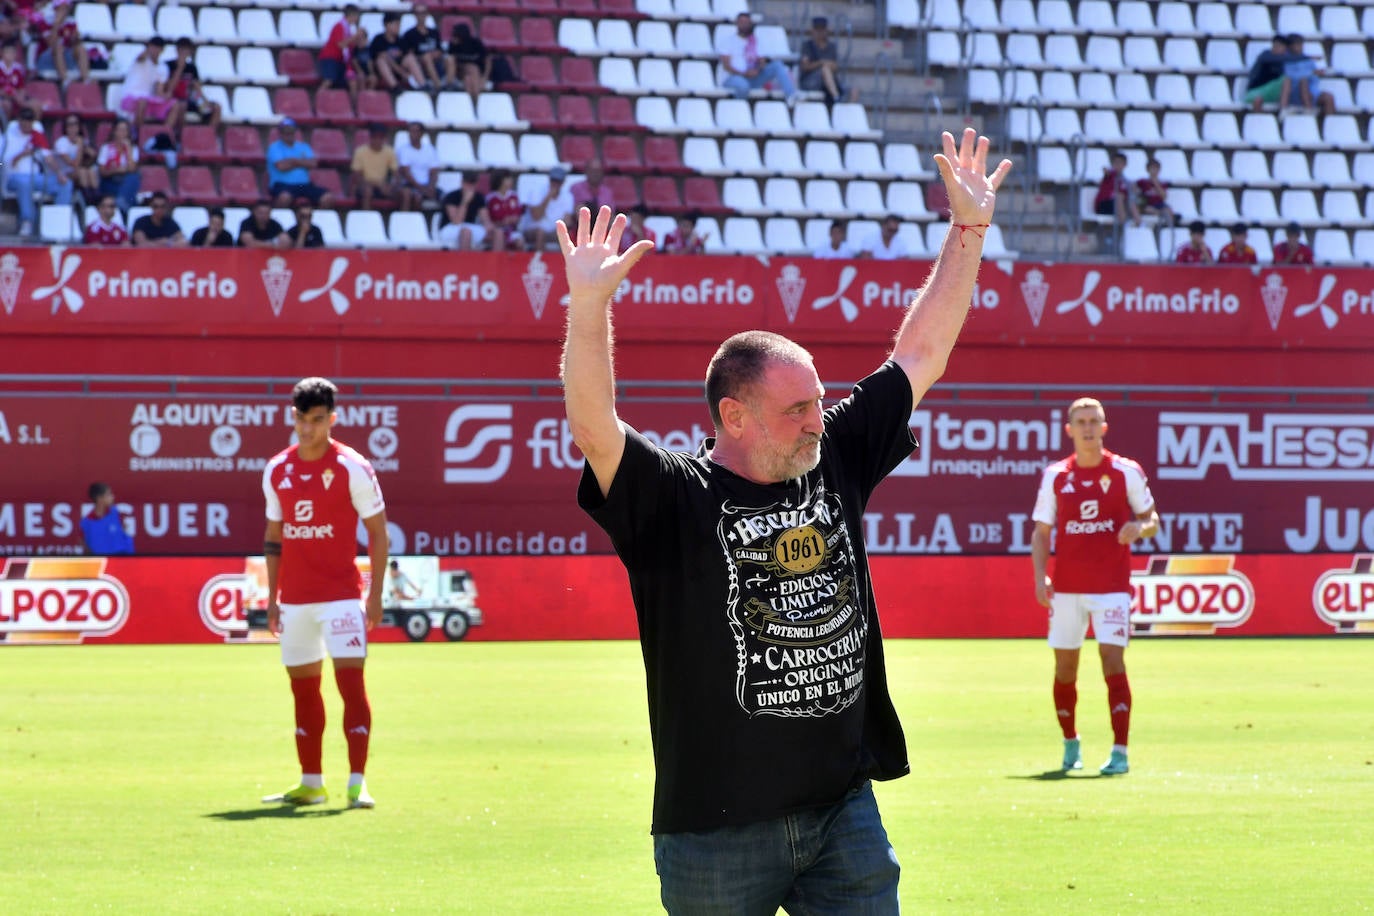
[1031,398,1159,776]
[261,377,389,808]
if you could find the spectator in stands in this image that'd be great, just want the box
[287,201,325,249]
[395,121,439,211]
[190,206,234,247]
[3,106,70,235]
[1218,222,1258,264]
[28,0,90,86]
[351,122,401,210]
[618,204,656,254]
[166,38,222,133]
[863,215,910,260]
[53,113,98,197]
[370,11,423,92]
[1244,35,1294,112]
[267,117,333,209]
[718,12,797,105]
[119,37,184,142]
[131,191,186,247]
[569,159,614,212]
[318,3,365,96]
[96,117,140,214]
[813,219,857,259]
[1174,220,1214,264]
[83,194,128,246]
[517,166,574,251]
[798,17,854,108]
[448,21,516,102]
[485,168,523,252]
[402,6,445,92]
[1282,35,1335,116]
[436,170,491,250]
[663,211,708,254]
[1134,158,1174,226]
[1273,221,1314,265]
[1093,151,1140,227]
[239,199,286,249]
[0,40,43,119]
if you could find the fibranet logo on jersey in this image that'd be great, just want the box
[890,409,1061,478]
[1157,412,1374,482]
[0,558,130,644]
[1312,555,1374,633]
[1129,556,1254,636]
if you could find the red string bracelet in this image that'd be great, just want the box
[953,223,990,247]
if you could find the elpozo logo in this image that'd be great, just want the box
[0,558,130,644]
[1130,555,1255,635]
[1312,555,1374,633]
[198,569,277,643]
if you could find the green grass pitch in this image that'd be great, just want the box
[4,639,1372,914]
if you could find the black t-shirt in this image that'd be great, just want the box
[449,36,488,68]
[1247,50,1289,90]
[439,188,485,228]
[579,361,916,834]
[290,223,324,248]
[132,215,182,243]
[190,226,234,247]
[239,216,284,244]
[403,26,441,57]
[370,32,406,61]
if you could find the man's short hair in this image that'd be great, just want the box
[292,377,337,414]
[383,11,401,24]
[1188,219,1206,235]
[1231,222,1248,235]
[1285,221,1302,235]
[830,219,847,232]
[705,331,814,428]
[1067,397,1105,421]
[88,482,112,501]
[208,206,225,219]
[149,191,169,205]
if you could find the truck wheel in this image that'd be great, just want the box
[442,612,470,641]
[403,612,431,642]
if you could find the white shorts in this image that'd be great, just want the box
[1047,592,1132,650]
[437,222,487,248]
[279,599,368,667]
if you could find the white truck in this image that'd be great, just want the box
[382,558,484,642]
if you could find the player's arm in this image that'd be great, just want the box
[558,205,655,498]
[361,511,389,630]
[1031,521,1054,608]
[1118,506,1160,545]
[264,519,283,635]
[889,129,1012,409]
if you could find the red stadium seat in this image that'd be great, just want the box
[642,176,685,215]
[356,90,401,128]
[479,16,518,53]
[273,87,314,123]
[278,48,320,88]
[559,135,597,168]
[178,125,224,164]
[683,176,730,217]
[309,168,352,208]
[520,0,557,12]
[516,94,557,132]
[604,174,638,208]
[519,55,558,91]
[439,16,474,44]
[309,128,351,167]
[314,88,356,126]
[139,165,173,197]
[65,81,113,120]
[26,81,64,118]
[518,17,560,54]
[224,125,265,166]
[601,135,645,174]
[561,0,596,14]
[597,96,644,133]
[643,136,691,176]
[219,166,263,205]
[172,166,222,205]
[556,95,596,130]
[559,57,606,95]
[598,0,645,18]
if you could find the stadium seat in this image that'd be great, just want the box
[1323,115,1364,149]
[681,137,726,174]
[753,101,795,139]
[720,137,767,177]
[598,96,643,133]
[643,136,690,176]
[762,139,806,178]
[389,211,437,249]
[1200,112,1242,147]
[1232,3,1273,37]
[635,96,677,134]
[602,136,646,174]
[278,10,319,45]
[236,9,279,45]
[596,19,639,57]
[477,132,520,169]
[39,203,80,243]
[1241,113,1284,150]
[763,217,805,255]
[480,17,519,53]
[635,21,677,58]
[599,57,640,95]
[883,142,934,180]
[722,177,765,215]
[1271,151,1316,189]
[638,59,678,95]
[843,180,884,220]
[1121,225,1159,262]
[1043,109,1082,143]
[1198,188,1241,223]
[172,206,208,237]
[1240,189,1281,225]
[560,57,606,96]
[559,135,598,169]
[516,95,557,132]
[715,98,757,136]
[278,48,318,87]
[556,95,597,132]
[219,167,262,205]
[193,46,235,86]
[1279,189,1322,226]
[357,91,400,127]
[515,17,558,54]
[721,217,765,254]
[273,87,314,124]
[1322,191,1366,226]
[1313,228,1356,264]
[678,60,727,98]
[803,179,845,219]
[682,177,729,216]
[517,134,561,172]
[642,176,684,214]
[1281,113,1323,149]
[675,21,714,57]
[396,92,440,129]
[1313,151,1356,190]
[761,178,806,217]
[175,166,223,206]
[1352,229,1374,265]
[63,82,109,121]
[344,210,392,248]
[676,98,721,136]
[558,18,598,55]
[1320,5,1362,40]
[1204,39,1245,73]
[886,182,931,221]
[180,125,224,165]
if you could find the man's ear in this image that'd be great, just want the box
[718,397,747,440]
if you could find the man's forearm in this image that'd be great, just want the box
[891,226,985,379]
[561,296,620,454]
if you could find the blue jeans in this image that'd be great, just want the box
[723,60,797,100]
[99,173,141,213]
[6,172,72,223]
[653,782,900,915]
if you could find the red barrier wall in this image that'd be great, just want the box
[2,554,1370,645]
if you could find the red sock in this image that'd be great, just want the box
[1106,672,1132,747]
[290,675,325,775]
[335,667,372,774]
[1053,680,1077,739]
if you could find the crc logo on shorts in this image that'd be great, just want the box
[330,614,362,635]
[0,558,130,644]
[1312,555,1374,633]
[443,404,513,484]
[1130,556,1254,636]
[294,500,314,522]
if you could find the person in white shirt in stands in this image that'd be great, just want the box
[813,219,857,259]
[863,215,909,260]
[717,12,797,104]
[517,166,575,251]
[118,36,184,142]
[394,122,439,210]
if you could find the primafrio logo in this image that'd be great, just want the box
[0,558,130,644]
[1130,555,1255,636]
[1312,555,1374,632]
[32,247,84,314]
[299,256,351,315]
[443,404,513,483]
[810,265,858,322]
[1054,270,1103,326]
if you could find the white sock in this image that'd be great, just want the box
[301,774,324,788]
[349,772,365,789]
[1112,744,1129,756]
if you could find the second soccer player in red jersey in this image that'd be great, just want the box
[261,377,389,808]
[1031,398,1159,776]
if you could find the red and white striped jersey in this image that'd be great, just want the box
[263,439,385,604]
[1032,449,1155,594]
